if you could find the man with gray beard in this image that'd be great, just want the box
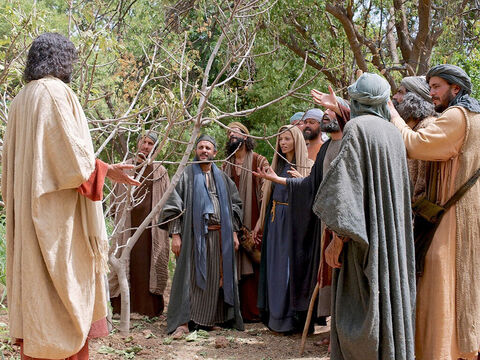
[392,76,437,202]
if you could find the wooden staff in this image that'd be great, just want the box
[299,282,320,355]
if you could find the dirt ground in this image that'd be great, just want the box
[0,285,330,360]
[0,310,330,360]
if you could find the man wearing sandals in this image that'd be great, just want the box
[160,134,244,339]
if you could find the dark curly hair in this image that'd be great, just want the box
[23,33,78,83]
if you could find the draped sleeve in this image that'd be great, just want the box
[391,107,466,161]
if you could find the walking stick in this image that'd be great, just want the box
[299,282,319,355]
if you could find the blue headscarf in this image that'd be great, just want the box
[348,73,391,120]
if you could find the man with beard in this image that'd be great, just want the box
[2,33,140,359]
[159,134,244,339]
[392,76,437,202]
[301,108,325,160]
[222,122,269,322]
[389,64,480,360]
[313,73,415,360]
[254,92,349,334]
[109,132,170,318]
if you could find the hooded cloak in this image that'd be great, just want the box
[348,73,391,120]
[312,115,416,360]
[426,64,480,113]
[312,74,415,359]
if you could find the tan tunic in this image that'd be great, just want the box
[2,77,108,358]
[392,106,480,360]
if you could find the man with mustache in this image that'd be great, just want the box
[160,134,244,339]
[109,132,171,318]
[301,108,325,161]
[223,122,269,322]
[390,64,480,360]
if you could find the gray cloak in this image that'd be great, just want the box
[313,115,416,360]
[159,165,244,333]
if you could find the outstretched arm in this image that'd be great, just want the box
[77,159,140,201]
[106,163,141,186]
[253,166,287,185]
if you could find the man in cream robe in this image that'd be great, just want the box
[390,64,480,360]
[2,33,139,359]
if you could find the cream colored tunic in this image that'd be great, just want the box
[392,107,480,360]
[1,77,108,358]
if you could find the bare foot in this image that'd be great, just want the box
[172,325,189,340]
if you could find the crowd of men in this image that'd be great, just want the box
[3,32,480,360]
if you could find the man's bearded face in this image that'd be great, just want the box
[195,140,217,163]
[429,76,457,113]
[320,111,340,133]
[303,118,321,140]
[392,85,407,105]
[226,135,244,154]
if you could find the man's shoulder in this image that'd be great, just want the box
[37,77,71,95]
[443,106,466,118]
[252,151,268,165]
[152,161,168,171]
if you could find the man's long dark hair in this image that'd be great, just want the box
[23,33,78,83]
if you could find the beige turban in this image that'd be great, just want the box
[227,121,249,135]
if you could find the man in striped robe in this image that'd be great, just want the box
[160,135,244,338]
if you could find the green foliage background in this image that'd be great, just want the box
[0,0,479,286]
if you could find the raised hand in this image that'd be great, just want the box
[311,86,338,109]
[254,166,277,182]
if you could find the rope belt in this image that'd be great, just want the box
[271,200,288,222]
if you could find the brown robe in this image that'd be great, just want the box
[223,151,269,321]
[108,160,170,317]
